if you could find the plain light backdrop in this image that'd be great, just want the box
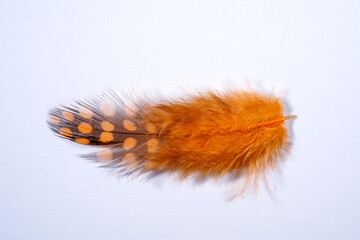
[1,1,359,240]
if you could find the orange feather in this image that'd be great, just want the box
[47,88,295,193]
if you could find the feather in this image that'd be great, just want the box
[47,88,295,192]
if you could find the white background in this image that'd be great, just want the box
[1,1,359,239]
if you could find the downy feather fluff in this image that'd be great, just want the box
[47,87,295,192]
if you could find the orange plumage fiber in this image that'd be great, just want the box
[48,87,295,192]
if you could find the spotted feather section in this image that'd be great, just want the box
[47,91,160,173]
